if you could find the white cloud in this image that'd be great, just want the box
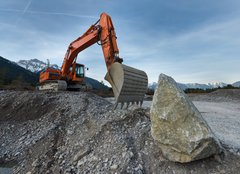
[116,16,240,83]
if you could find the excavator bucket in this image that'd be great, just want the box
[105,62,148,109]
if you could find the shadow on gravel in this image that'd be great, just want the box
[0,91,57,122]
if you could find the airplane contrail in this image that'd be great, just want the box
[0,1,98,27]
[0,7,97,19]
[0,9,22,13]
[23,0,33,13]
[14,0,33,26]
[26,10,98,19]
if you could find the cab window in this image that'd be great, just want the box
[76,65,84,78]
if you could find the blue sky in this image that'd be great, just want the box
[0,0,239,84]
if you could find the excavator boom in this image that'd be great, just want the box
[61,13,121,74]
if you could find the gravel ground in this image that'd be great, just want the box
[0,90,240,174]
[140,100,240,152]
[194,101,240,152]
[109,89,240,152]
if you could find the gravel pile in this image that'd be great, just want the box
[1,90,240,173]
[188,89,240,103]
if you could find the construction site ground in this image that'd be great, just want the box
[0,89,240,173]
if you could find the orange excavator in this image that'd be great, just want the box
[39,12,148,108]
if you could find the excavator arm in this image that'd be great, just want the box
[61,13,122,76]
[59,13,148,108]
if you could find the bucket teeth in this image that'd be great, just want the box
[126,102,129,109]
[121,102,124,109]
[114,102,118,110]
[113,100,144,110]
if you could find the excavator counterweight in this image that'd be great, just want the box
[39,12,148,108]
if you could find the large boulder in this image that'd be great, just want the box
[150,74,221,163]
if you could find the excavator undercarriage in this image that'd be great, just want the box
[38,80,67,91]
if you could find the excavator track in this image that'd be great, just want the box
[38,80,67,91]
[105,62,148,109]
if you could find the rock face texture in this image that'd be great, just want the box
[150,74,221,163]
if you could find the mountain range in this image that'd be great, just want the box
[2,57,239,90]
[148,81,240,91]
[17,59,59,73]
[0,56,38,89]
[232,81,240,87]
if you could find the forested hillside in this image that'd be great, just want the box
[0,56,38,89]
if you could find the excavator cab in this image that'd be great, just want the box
[70,63,85,82]
[75,63,85,78]
[67,63,86,90]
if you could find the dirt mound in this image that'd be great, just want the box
[1,91,240,173]
[209,89,240,100]
[0,91,56,122]
[188,89,240,102]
